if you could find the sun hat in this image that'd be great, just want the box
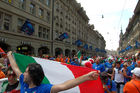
[131,67,140,77]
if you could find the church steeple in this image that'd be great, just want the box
[119,26,123,39]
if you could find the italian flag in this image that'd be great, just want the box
[77,51,82,63]
[13,53,104,93]
[0,47,5,54]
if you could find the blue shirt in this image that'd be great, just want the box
[92,63,105,72]
[124,68,131,83]
[131,61,136,70]
[127,66,133,76]
[120,63,124,68]
[104,62,112,71]
[70,61,80,66]
[105,79,116,93]
[20,74,53,93]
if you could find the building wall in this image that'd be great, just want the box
[0,0,106,57]
[53,0,106,56]
[118,1,140,55]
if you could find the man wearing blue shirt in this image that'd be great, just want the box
[105,59,112,71]
[100,72,116,93]
[7,51,99,93]
[92,57,105,72]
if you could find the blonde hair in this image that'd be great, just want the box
[123,62,128,67]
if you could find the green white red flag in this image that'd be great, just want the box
[13,53,104,93]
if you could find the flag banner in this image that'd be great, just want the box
[95,48,99,52]
[89,46,92,50]
[21,20,34,35]
[125,45,132,51]
[100,50,106,53]
[13,53,104,93]
[119,49,126,54]
[77,51,82,63]
[135,41,140,48]
[0,47,5,54]
[8,0,12,3]
[59,32,69,41]
[83,44,88,50]
[75,40,82,46]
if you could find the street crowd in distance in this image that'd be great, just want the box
[0,51,140,93]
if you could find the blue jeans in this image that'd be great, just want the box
[115,82,124,93]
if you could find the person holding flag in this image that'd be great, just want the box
[7,51,99,93]
[76,50,83,65]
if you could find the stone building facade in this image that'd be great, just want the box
[0,0,106,57]
[118,1,140,55]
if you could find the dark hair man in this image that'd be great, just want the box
[7,51,99,93]
[111,61,124,93]
[100,71,116,93]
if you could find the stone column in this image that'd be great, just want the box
[25,0,30,12]
[36,5,39,17]
[11,15,17,32]
[34,47,38,56]
[34,23,39,37]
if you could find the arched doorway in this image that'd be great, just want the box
[0,42,10,52]
[55,48,63,57]
[72,50,76,57]
[65,49,70,57]
[16,45,34,55]
[38,47,50,57]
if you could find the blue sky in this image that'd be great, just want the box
[76,0,138,50]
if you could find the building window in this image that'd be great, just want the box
[4,0,12,4]
[42,28,49,39]
[30,3,35,15]
[38,26,42,38]
[38,26,49,39]
[3,14,11,31]
[43,28,46,38]
[55,2,59,12]
[55,31,59,39]
[19,0,26,10]
[55,22,59,27]
[46,29,49,40]
[17,18,24,33]
[39,0,44,3]
[0,12,3,30]
[46,12,50,23]
[60,24,63,28]
[39,8,43,18]
[46,0,50,6]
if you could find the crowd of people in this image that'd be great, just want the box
[0,50,140,93]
